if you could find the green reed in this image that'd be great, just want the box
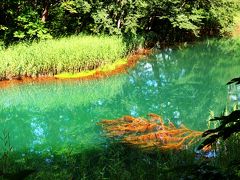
[0,35,127,79]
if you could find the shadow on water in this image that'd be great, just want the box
[0,142,233,180]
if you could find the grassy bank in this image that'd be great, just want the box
[0,35,127,80]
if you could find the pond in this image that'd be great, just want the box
[0,39,240,156]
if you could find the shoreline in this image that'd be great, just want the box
[0,49,151,89]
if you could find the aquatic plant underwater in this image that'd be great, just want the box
[98,76,240,152]
[98,113,203,150]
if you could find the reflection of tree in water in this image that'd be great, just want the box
[0,75,127,153]
[227,84,240,109]
[0,103,107,154]
[111,39,240,130]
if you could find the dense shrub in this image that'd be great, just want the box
[0,0,239,45]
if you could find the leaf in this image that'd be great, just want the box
[0,25,8,31]
[198,109,240,149]
[197,134,219,150]
[227,77,240,85]
[13,31,25,39]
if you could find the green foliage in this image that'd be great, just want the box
[0,0,239,44]
[0,25,8,31]
[61,0,91,14]
[227,77,240,85]
[198,77,240,150]
[14,8,52,40]
[208,0,240,34]
[198,110,240,150]
[91,9,118,35]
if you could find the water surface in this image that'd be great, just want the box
[0,39,240,155]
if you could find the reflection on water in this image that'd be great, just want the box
[0,38,240,155]
[228,84,240,108]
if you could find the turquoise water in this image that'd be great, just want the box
[0,39,240,155]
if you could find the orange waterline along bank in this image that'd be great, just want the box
[0,49,151,89]
[54,49,152,80]
[98,113,203,150]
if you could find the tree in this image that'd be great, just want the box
[0,0,239,44]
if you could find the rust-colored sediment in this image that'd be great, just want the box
[0,49,151,89]
[98,113,203,150]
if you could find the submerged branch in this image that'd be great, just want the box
[98,113,203,150]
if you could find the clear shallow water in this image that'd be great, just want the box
[0,39,240,155]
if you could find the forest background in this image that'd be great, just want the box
[1,0,240,46]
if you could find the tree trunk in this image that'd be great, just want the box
[117,19,121,29]
[41,4,49,23]
[117,11,124,29]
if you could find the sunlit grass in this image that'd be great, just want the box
[54,70,97,79]
[54,58,127,79]
[0,35,127,79]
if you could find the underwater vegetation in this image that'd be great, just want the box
[98,113,203,150]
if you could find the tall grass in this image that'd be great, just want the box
[0,35,127,79]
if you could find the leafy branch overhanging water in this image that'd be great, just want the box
[198,77,240,150]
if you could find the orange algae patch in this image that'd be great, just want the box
[98,113,203,150]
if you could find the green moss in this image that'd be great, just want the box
[55,58,128,79]
[99,58,127,72]
[54,70,97,79]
